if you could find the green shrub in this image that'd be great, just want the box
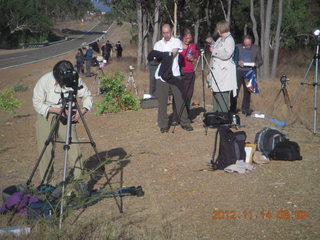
[13,84,29,92]
[96,72,140,114]
[0,88,21,114]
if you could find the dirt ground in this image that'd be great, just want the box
[0,22,319,239]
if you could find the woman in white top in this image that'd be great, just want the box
[206,20,237,112]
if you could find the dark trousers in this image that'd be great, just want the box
[149,64,158,96]
[104,52,110,62]
[172,72,195,122]
[155,80,191,128]
[76,62,83,74]
[230,70,251,113]
[116,50,122,58]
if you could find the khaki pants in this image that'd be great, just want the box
[212,91,230,112]
[36,114,83,185]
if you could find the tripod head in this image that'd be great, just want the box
[280,75,289,89]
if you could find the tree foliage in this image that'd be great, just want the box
[96,72,140,114]
[0,0,93,47]
[0,89,21,114]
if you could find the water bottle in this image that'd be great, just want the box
[187,49,192,60]
[232,114,237,125]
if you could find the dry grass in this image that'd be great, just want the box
[0,22,319,240]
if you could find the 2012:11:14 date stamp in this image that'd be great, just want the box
[211,210,309,220]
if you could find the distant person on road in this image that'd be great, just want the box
[101,40,113,63]
[75,48,84,74]
[115,41,123,58]
[84,45,94,77]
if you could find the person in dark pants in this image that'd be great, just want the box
[230,35,263,116]
[84,46,94,77]
[149,58,158,97]
[75,48,84,74]
[115,41,123,58]
[172,28,199,126]
[101,40,113,63]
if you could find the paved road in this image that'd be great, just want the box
[0,21,113,70]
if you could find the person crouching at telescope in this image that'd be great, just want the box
[32,60,92,189]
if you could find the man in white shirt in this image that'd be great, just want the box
[33,60,92,189]
[154,24,193,132]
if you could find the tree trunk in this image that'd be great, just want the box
[205,0,212,36]
[250,0,259,45]
[259,0,265,65]
[271,0,283,80]
[227,0,232,22]
[173,0,177,36]
[194,18,200,44]
[219,0,227,21]
[137,0,143,69]
[244,23,248,36]
[152,0,161,45]
[259,0,266,78]
[143,9,149,69]
[262,0,273,80]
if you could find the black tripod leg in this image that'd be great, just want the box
[201,64,206,111]
[75,101,123,213]
[26,107,66,186]
[283,88,293,110]
[285,58,314,125]
[268,89,282,115]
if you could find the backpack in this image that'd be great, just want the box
[254,127,287,157]
[211,126,247,170]
[233,45,239,64]
[269,141,302,161]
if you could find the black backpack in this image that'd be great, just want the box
[269,141,302,161]
[254,127,287,157]
[211,126,246,170]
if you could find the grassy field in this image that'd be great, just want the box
[0,22,319,240]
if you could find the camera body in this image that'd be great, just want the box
[129,65,135,71]
[61,69,79,89]
[280,75,289,84]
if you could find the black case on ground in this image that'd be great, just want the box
[269,141,302,161]
[203,112,239,128]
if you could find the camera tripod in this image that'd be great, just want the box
[270,75,293,114]
[195,48,230,112]
[26,89,122,229]
[285,37,319,134]
[125,70,138,95]
[194,48,207,111]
